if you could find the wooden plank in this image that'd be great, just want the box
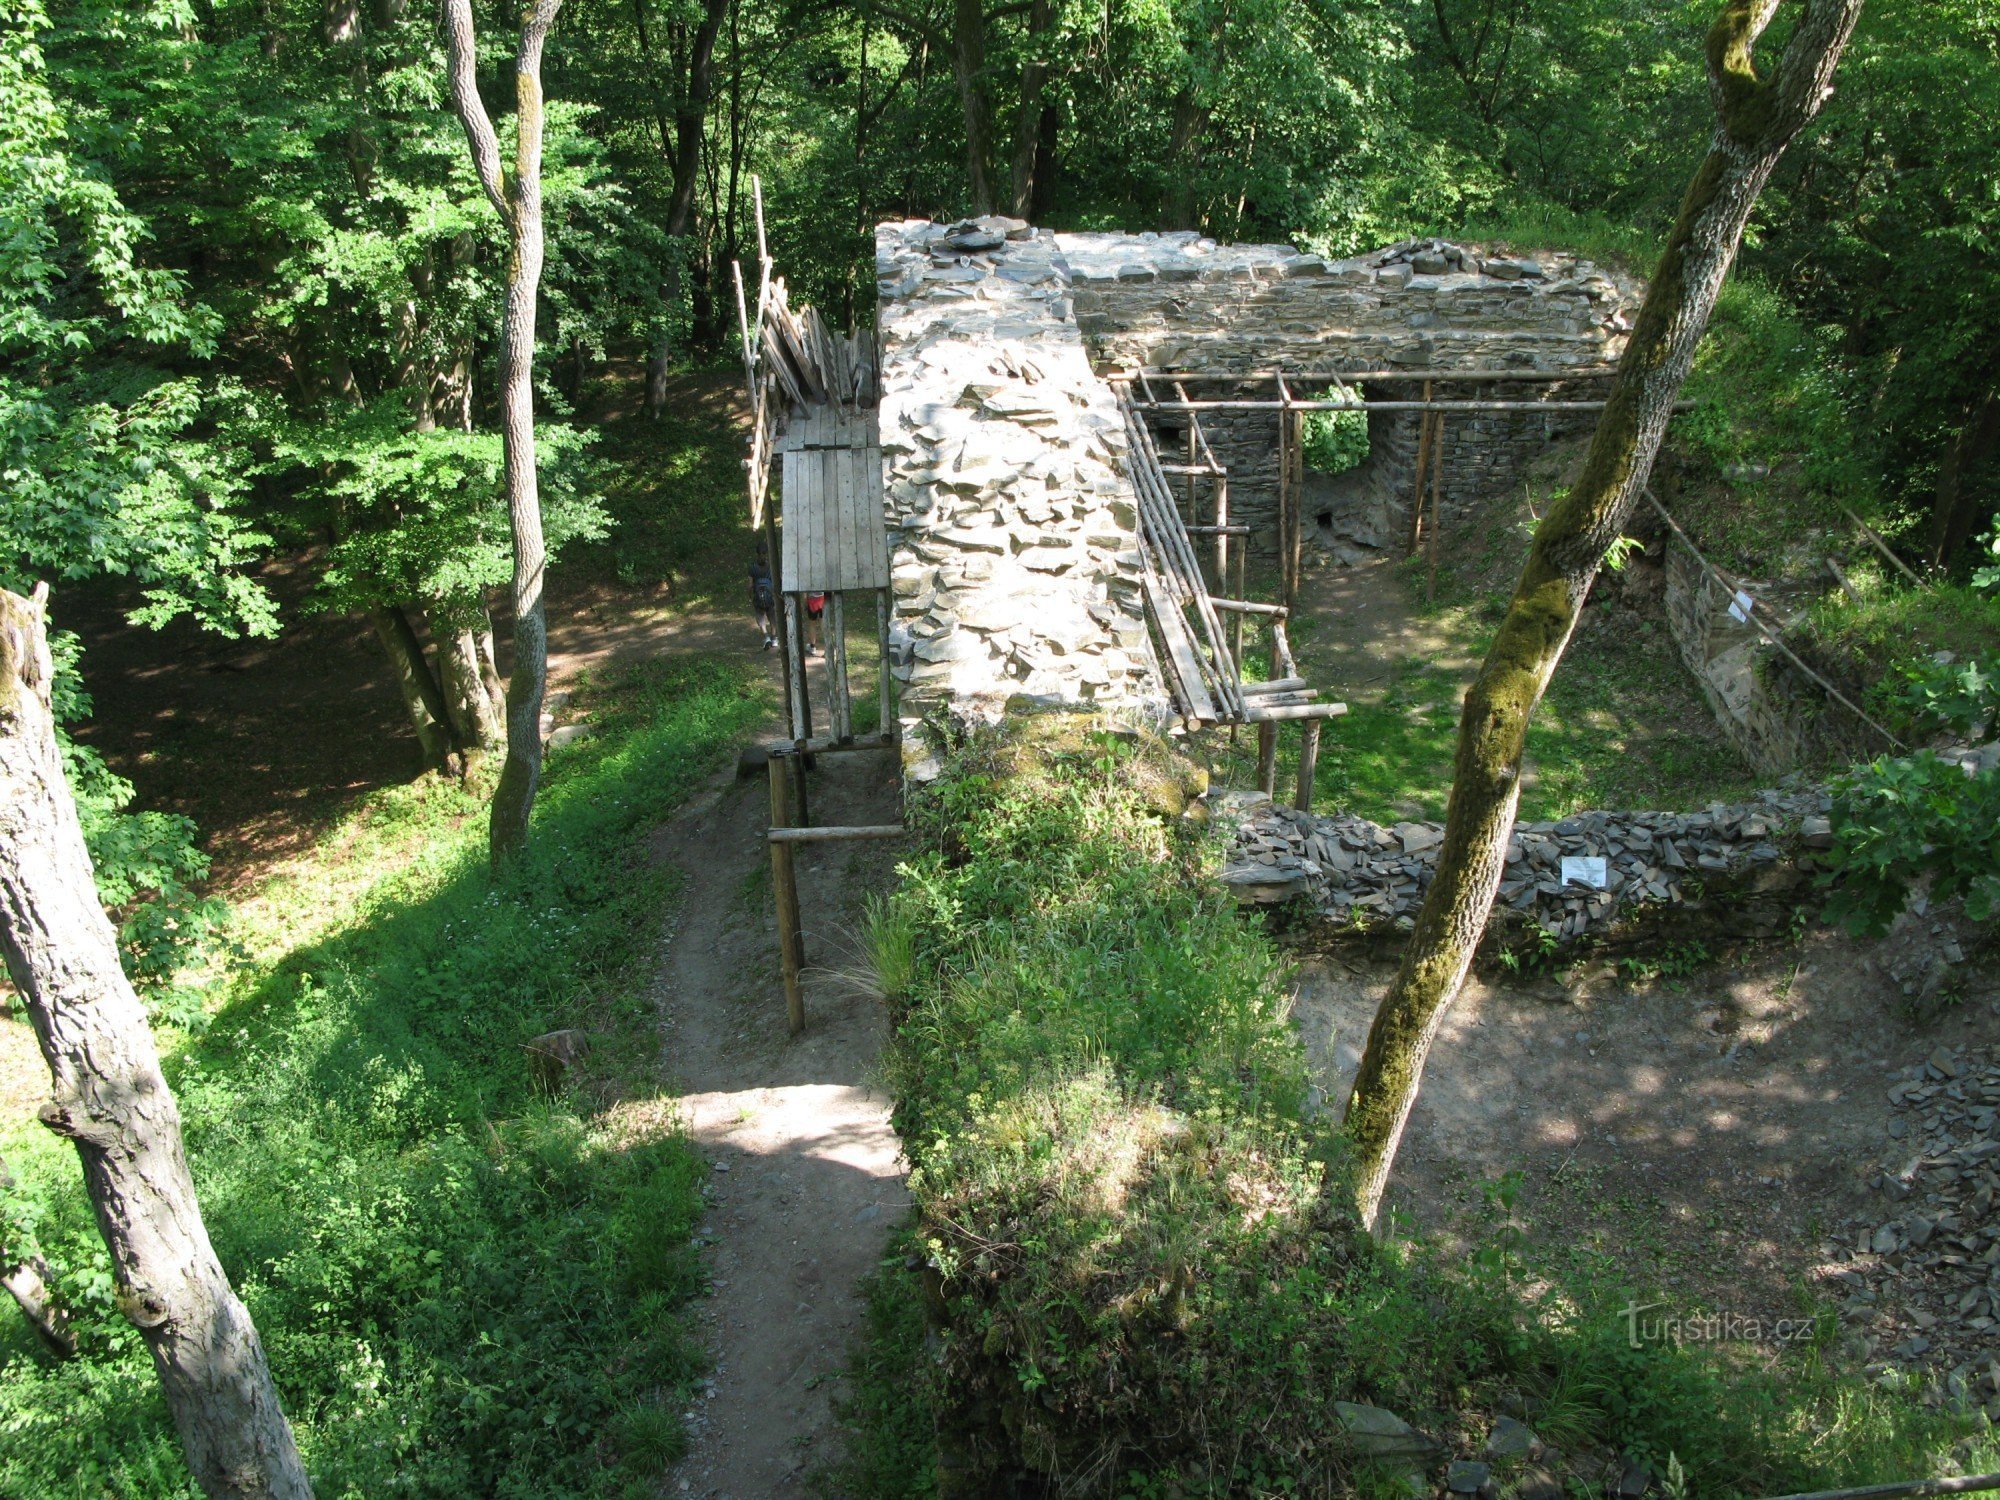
[779,451,803,585]
[836,447,860,592]
[852,447,889,590]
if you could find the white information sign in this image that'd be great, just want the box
[1560,855,1608,889]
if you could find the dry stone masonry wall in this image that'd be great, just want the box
[875,218,1166,774]
[1221,787,1833,946]
[871,220,1643,764]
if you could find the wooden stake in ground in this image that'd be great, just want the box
[0,585,312,1499]
[1341,0,1868,1230]
[443,0,562,870]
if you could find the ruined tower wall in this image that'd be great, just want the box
[1057,233,1641,550]
[870,221,1644,760]
[874,221,1166,773]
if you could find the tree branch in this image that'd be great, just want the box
[442,0,512,224]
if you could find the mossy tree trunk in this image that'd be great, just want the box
[1341,0,1867,1230]
[443,0,562,869]
[0,585,312,1498]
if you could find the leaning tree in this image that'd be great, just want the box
[1342,0,1868,1228]
[0,583,312,1499]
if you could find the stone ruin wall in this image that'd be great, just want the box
[1059,232,1642,552]
[872,219,1644,765]
[874,219,1165,775]
[1222,786,1836,949]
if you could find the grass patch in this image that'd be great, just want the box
[0,655,771,1499]
[1805,577,2000,689]
[1224,543,1756,823]
[836,715,1990,1494]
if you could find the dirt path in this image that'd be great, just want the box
[651,746,910,1498]
[1294,920,2000,1362]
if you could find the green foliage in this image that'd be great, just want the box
[1975,523,2000,594]
[1299,394,1369,475]
[0,656,769,1498]
[1823,752,2000,935]
[1617,941,1713,983]
[1875,653,2000,741]
[257,403,609,622]
[1808,581,2000,692]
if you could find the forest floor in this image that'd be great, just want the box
[1295,911,2000,1383]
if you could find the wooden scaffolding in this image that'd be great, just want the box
[1117,381,1349,813]
[734,181,903,1036]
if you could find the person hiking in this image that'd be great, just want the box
[749,555,776,650]
[804,593,825,657]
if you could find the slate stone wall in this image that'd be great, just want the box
[1059,233,1641,553]
[875,219,1167,776]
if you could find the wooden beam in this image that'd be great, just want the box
[768,824,906,843]
[766,731,898,757]
[1212,598,1289,617]
[1113,367,1620,384]
[1244,701,1350,723]
[766,756,806,1035]
[1256,722,1277,796]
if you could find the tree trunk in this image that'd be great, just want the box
[1007,0,1053,218]
[0,1148,74,1358]
[0,585,313,1498]
[1928,389,2000,569]
[950,0,997,215]
[368,606,461,773]
[668,0,728,238]
[438,626,506,757]
[1341,0,1867,1230]
[444,0,561,869]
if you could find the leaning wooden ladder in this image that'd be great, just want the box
[1119,388,1348,811]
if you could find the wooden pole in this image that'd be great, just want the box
[1118,367,1620,385]
[1407,389,1434,555]
[1840,503,1926,586]
[1426,415,1445,602]
[875,588,894,739]
[768,824,905,843]
[828,592,852,742]
[781,595,806,741]
[766,755,806,1034]
[1760,1473,2000,1500]
[1274,385,1292,608]
[1295,718,1322,813]
[1256,721,1277,796]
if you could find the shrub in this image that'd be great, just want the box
[1823,751,2000,934]
[862,713,1988,1495]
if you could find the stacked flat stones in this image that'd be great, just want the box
[876,216,1166,775]
[1220,788,1832,939]
[1827,1043,2000,1413]
[1057,230,1641,377]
